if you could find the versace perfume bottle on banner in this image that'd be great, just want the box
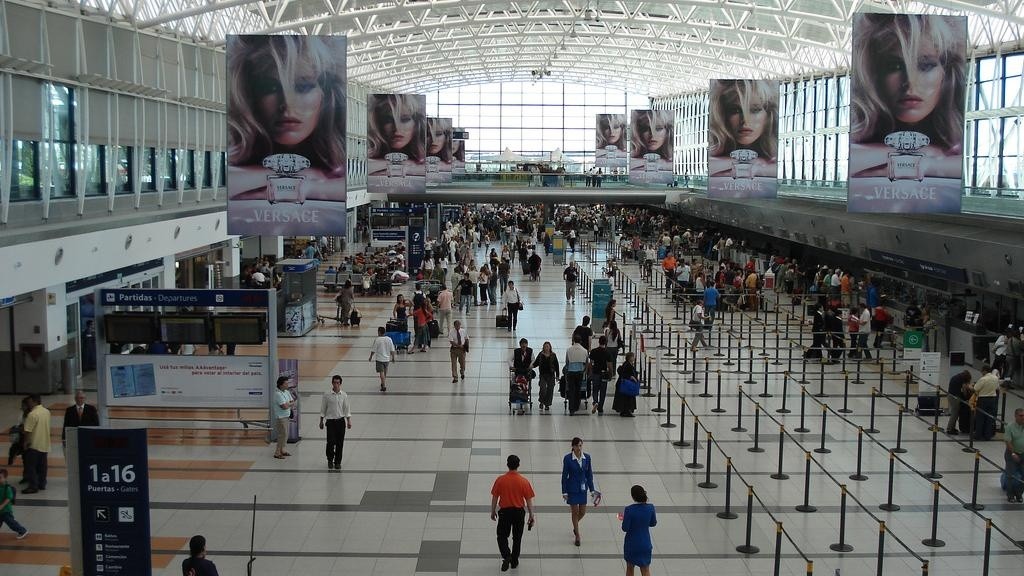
[385,152,408,181]
[262,153,311,204]
[729,149,758,179]
[426,156,440,173]
[643,153,661,180]
[884,131,930,182]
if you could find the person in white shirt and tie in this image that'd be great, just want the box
[449,320,470,383]
[319,375,352,470]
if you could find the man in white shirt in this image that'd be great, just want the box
[437,284,454,335]
[564,336,591,415]
[449,320,470,383]
[319,375,352,470]
[368,327,398,392]
[502,281,522,333]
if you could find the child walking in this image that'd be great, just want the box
[0,469,28,539]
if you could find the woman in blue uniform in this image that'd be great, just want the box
[561,437,596,547]
[621,484,657,576]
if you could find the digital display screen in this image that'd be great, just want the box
[109,363,157,398]
[213,315,266,344]
[159,315,210,344]
[103,314,157,344]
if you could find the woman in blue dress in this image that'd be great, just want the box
[621,484,657,575]
[561,437,596,547]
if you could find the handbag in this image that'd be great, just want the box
[620,378,641,397]
[515,289,524,310]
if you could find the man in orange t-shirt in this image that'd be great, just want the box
[490,455,536,571]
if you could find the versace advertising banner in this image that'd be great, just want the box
[426,117,453,184]
[367,94,427,195]
[226,35,348,234]
[848,14,967,213]
[707,79,779,199]
[595,113,628,168]
[628,110,674,185]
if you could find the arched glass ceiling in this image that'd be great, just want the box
[63,0,1024,96]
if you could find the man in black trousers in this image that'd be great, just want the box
[318,375,352,470]
[490,455,536,571]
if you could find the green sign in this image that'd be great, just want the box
[903,330,924,349]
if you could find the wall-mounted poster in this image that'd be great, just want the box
[629,110,674,185]
[226,35,347,234]
[848,13,967,213]
[707,80,779,199]
[426,117,453,184]
[453,137,466,175]
[595,114,628,168]
[367,93,427,194]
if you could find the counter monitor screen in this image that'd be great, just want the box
[103,313,158,344]
[159,315,210,344]
[213,314,267,344]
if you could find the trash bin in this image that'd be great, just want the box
[61,357,79,393]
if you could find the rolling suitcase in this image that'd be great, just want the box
[386,331,411,352]
[386,319,408,333]
[428,319,440,338]
[496,315,509,328]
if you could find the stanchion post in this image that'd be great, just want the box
[926,419,943,480]
[921,482,945,547]
[771,425,789,480]
[964,450,985,511]
[850,427,868,481]
[660,383,675,428]
[735,486,760,554]
[700,367,711,398]
[745,348,756,384]
[712,370,725,413]
[772,521,784,576]
[795,386,810,433]
[982,518,992,576]
[732,386,747,432]
[717,458,738,519]
[795,452,817,512]
[829,485,855,552]
[777,372,791,414]
[879,450,900,512]
[759,359,772,398]
[814,406,831,454]
[748,404,765,453]
[698,432,717,488]
[685,418,703,469]
[876,521,887,575]
[815,362,827,397]
[866,388,880,434]
[839,371,852,413]
[893,405,907,454]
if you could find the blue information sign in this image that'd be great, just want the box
[408,225,426,272]
[77,428,151,576]
[867,249,968,284]
[100,289,270,308]
[592,279,614,323]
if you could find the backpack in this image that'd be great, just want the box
[565,267,577,283]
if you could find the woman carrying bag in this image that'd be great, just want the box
[532,342,560,411]
[612,352,640,417]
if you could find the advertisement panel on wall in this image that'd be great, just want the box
[105,354,270,408]
[848,14,967,213]
[225,35,348,234]
[629,110,674,185]
[426,117,453,184]
[595,114,628,168]
[707,79,779,199]
[453,136,467,175]
[367,93,427,194]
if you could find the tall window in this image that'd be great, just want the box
[163,149,177,190]
[184,150,195,188]
[425,82,649,167]
[82,144,105,196]
[9,140,38,201]
[116,146,133,194]
[141,147,156,191]
[47,83,75,198]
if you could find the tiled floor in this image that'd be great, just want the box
[3,241,1024,576]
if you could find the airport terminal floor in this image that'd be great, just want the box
[3,242,1024,576]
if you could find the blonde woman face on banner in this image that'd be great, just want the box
[253,61,324,148]
[726,94,767,147]
[428,121,448,155]
[645,117,668,151]
[880,42,944,125]
[384,104,417,150]
[604,117,625,146]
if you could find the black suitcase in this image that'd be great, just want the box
[496,315,509,328]
[386,319,408,333]
[916,395,944,416]
[428,319,440,338]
